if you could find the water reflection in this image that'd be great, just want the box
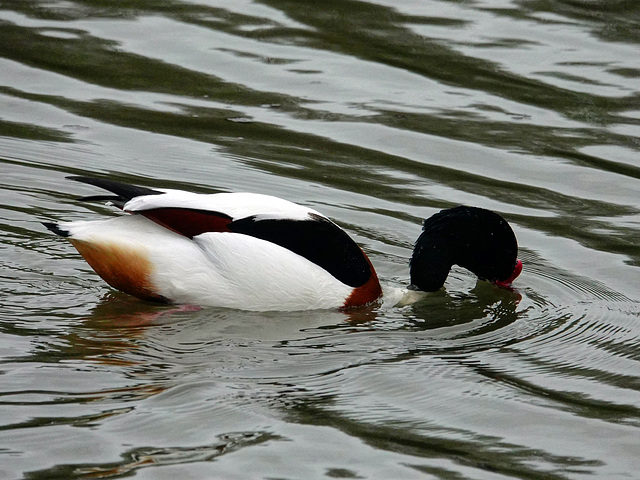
[27,431,280,479]
[399,281,522,331]
[286,398,606,480]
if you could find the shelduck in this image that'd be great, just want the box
[44,176,522,311]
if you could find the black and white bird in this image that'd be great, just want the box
[44,176,522,311]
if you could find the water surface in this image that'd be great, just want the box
[1,1,639,479]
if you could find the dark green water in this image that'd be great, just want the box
[1,1,639,479]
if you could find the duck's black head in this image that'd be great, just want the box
[409,206,521,292]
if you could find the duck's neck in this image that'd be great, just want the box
[409,238,453,292]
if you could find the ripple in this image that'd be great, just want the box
[29,431,280,479]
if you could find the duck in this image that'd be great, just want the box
[43,176,522,311]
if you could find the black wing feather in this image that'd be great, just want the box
[67,176,163,202]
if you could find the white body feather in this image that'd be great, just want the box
[60,213,353,311]
[125,190,320,221]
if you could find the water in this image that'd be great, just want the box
[1,0,639,478]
